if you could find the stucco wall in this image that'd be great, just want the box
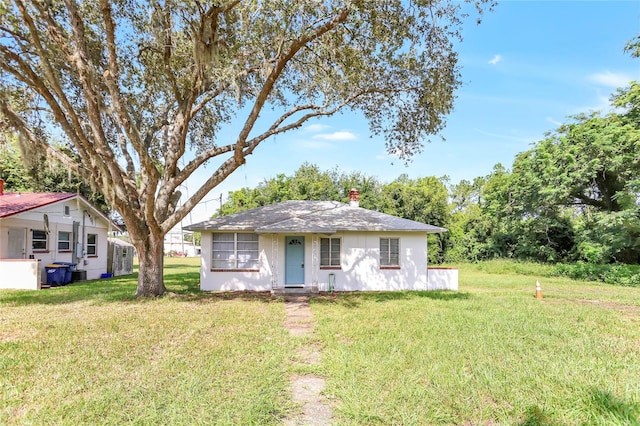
[0,259,42,290]
[0,198,110,281]
[314,232,428,291]
[427,268,459,291]
[198,231,429,292]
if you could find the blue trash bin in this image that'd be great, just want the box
[46,264,66,286]
[52,262,76,284]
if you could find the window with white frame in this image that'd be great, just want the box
[58,231,71,251]
[32,229,48,251]
[320,238,341,267]
[87,233,97,256]
[212,233,259,269]
[380,238,400,267]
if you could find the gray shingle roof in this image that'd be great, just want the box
[185,200,447,234]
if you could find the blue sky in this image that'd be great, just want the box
[183,1,640,223]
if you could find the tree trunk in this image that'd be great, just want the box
[134,233,166,296]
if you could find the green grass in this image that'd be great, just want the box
[311,265,640,425]
[0,258,295,425]
[461,259,640,287]
[2,259,640,425]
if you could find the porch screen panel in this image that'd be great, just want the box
[237,233,259,269]
[212,233,259,269]
[331,239,341,265]
[212,233,235,269]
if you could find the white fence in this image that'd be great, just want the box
[427,268,458,291]
[0,259,42,290]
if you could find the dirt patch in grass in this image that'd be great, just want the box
[577,299,640,318]
[0,329,37,343]
[294,344,322,366]
[541,295,640,320]
[283,295,332,425]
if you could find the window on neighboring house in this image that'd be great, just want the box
[58,231,71,251]
[380,238,400,267]
[320,238,341,267]
[87,234,97,256]
[32,229,48,251]
[212,233,259,270]
[63,205,70,216]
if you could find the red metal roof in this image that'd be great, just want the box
[0,192,76,218]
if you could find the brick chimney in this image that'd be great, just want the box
[0,178,4,196]
[348,188,359,207]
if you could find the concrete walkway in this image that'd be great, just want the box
[282,296,333,426]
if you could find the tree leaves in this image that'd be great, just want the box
[450,83,640,264]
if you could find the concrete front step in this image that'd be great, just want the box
[272,287,319,296]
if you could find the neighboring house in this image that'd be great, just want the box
[186,190,456,293]
[164,227,200,256]
[0,179,120,284]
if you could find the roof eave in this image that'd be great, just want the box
[190,226,448,234]
[427,227,448,234]
[255,228,338,234]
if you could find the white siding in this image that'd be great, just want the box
[198,231,430,292]
[315,232,428,291]
[427,268,459,291]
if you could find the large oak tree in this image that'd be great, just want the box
[0,0,491,295]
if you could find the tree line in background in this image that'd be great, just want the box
[218,81,640,266]
[0,135,109,214]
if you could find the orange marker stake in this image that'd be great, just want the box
[535,280,543,299]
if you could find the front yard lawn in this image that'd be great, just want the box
[1,259,639,424]
[0,258,294,424]
[312,268,640,424]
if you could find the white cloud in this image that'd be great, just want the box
[589,71,632,88]
[488,54,502,65]
[304,123,331,132]
[312,131,357,141]
[545,116,563,127]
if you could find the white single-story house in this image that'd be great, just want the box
[0,179,120,288]
[185,190,457,293]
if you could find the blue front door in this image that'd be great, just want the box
[285,236,305,287]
